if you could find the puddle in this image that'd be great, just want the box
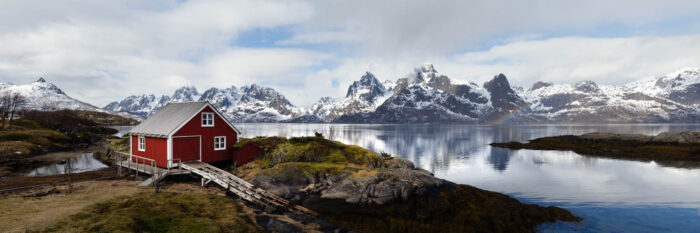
[111,125,134,137]
[26,153,108,176]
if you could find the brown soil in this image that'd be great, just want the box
[490,135,700,168]
[0,168,118,191]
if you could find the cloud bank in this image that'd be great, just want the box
[0,0,699,106]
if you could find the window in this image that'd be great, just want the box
[202,112,214,127]
[214,136,226,150]
[138,136,146,151]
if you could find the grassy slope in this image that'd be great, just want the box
[0,180,143,233]
[40,192,261,233]
[234,136,383,180]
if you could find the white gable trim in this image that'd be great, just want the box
[167,102,242,138]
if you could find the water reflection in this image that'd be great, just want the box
[110,125,134,137]
[27,153,108,176]
[237,123,700,229]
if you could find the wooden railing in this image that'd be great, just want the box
[114,151,157,178]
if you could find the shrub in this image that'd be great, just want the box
[380,151,393,160]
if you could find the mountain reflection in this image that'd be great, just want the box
[238,123,699,174]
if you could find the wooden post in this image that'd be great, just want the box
[64,161,72,194]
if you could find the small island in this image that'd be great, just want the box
[490,131,700,168]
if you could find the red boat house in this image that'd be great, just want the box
[127,101,241,168]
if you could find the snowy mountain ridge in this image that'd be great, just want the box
[104,84,300,122]
[7,65,698,124]
[0,78,141,119]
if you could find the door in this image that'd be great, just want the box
[173,136,200,162]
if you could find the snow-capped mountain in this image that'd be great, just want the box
[0,78,141,119]
[105,84,300,122]
[304,72,393,122]
[334,64,507,123]
[103,65,699,124]
[103,94,171,117]
[628,68,700,106]
[0,78,99,111]
[309,64,698,123]
[520,79,698,122]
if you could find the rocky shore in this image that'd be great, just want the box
[491,131,700,168]
[233,135,580,233]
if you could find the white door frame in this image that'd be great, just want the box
[172,135,202,162]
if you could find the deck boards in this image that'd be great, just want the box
[180,161,316,216]
[117,158,316,216]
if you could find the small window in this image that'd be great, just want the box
[202,112,214,127]
[214,136,226,150]
[138,136,146,151]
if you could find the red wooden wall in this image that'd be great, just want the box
[131,136,168,167]
[233,143,263,165]
[173,106,238,163]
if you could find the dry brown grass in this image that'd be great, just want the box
[0,180,142,233]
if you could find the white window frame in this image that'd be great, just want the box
[201,112,214,127]
[214,136,226,151]
[138,136,146,152]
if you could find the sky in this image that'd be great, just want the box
[0,0,699,107]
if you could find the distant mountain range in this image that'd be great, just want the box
[0,78,140,119]
[5,65,699,123]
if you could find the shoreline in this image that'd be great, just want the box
[490,131,700,168]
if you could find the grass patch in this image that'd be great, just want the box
[40,192,261,233]
[110,136,130,152]
[0,141,40,155]
[233,135,380,179]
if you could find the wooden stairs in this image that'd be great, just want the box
[180,161,317,216]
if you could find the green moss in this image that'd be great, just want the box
[110,136,130,152]
[11,119,43,130]
[0,141,39,155]
[39,192,262,233]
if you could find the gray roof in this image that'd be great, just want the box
[128,102,208,138]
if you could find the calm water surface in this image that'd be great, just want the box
[27,153,108,176]
[237,123,700,233]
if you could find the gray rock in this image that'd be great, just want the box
[652,131,700,144]
[321,165,445,206]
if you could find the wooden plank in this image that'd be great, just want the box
[179,161,317,216]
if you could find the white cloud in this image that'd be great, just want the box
[0,0,699,107]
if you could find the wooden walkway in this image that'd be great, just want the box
[180,161,317,216]
[114,153,190,187]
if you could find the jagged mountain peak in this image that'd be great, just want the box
[483,74,512,91]
[482,74,526,115]
[107,83,298,122]
[28,78,65,95]
[346,71,386,101]
[529,81,553,91]
[421,63,437,74]
[574,80,599,92]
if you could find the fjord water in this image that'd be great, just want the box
[237,123,700,232]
